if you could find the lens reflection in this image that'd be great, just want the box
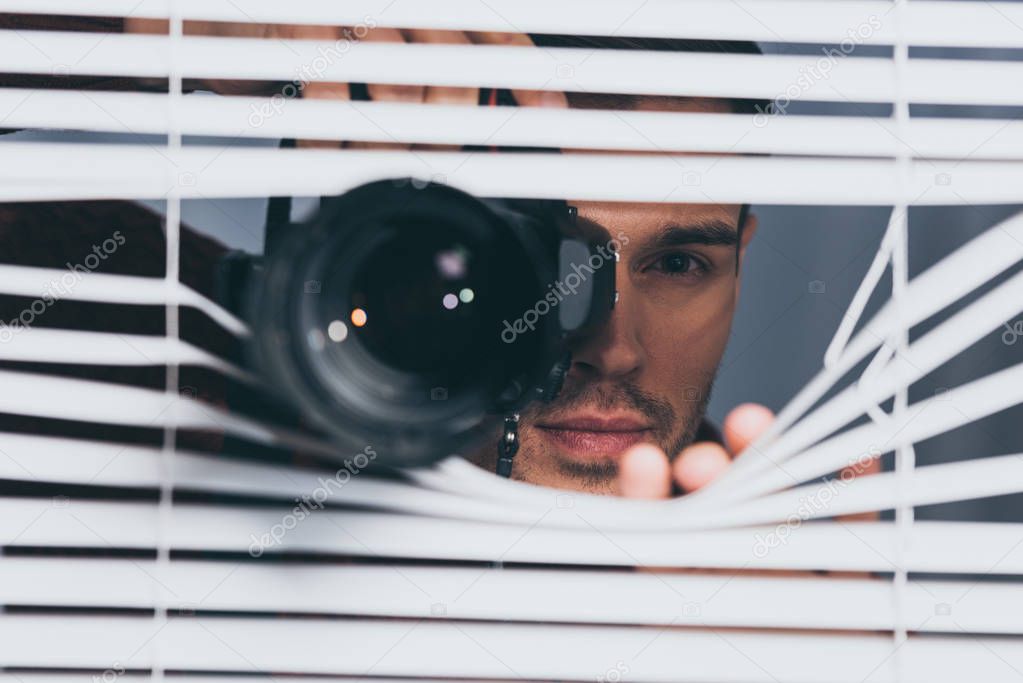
[332,223,486,378]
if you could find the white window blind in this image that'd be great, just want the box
[1,2,1022,682]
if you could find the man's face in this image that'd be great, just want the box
[470,200,754,494]
[467,97,756,494]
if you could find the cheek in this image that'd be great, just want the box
[638,284,737,382]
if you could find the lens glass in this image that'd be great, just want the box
[317,220,492,386]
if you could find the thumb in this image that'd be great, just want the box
[617,443,672,499]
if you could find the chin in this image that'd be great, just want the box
[508,448,621,495]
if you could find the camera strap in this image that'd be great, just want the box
[495,413,520,478]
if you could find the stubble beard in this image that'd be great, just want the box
[505,373,717,493]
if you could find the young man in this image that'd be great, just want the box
[468,192,768,497]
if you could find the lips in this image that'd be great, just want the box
[536,414,653,458]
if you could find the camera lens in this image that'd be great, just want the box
[254,180,554,466]
[309,215,517,397]
[344,223,484,377]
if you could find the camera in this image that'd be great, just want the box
[222,178,616,469]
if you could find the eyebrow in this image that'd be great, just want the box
[650,218,739,249]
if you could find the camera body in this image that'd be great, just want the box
[223,178,616,468]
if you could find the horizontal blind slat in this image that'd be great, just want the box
[7,31,1023,105]
[0,328,250,379]
[726,453,1023,525]
[5,144,1023,204]
[2,614,1022,681]
[4,432,1022,529]
[0,31,891,100]
[0,264,247,336]
[0,369,334,457]
[4,0,1023,48]
[1,558,1019,634]
[731,363,1023,506]
[0,677,433,683]
[7,89,1023,160]
[2,498,1022,574]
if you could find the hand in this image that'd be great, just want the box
[617,402,882,519]
[617,403,775,499]
[620,402,879,583]
[123,20,568,148]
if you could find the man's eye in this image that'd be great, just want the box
[654,252,704,276]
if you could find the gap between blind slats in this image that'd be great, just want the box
[5,89,1023,160]
[5,144,1023,205]
[6,31,1023,106]
[1,614,1021,682]
[4,0,1023,49]
[2,498,1022,574]
[0,558,1019,634]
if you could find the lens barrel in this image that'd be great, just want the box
[250,179,613,467]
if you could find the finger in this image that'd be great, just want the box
[362,26,426,104]
[723,403,775,456]
[672,442,732,493]
[618,443,672,499]
[301,81,351,102]
[124,18,167,34]
[401,29,479,152]
[341,26,422,151]
[296,81,350,149]
[464,32,569,109]
[276,26,351,149]
[405,30,478,106]
[399,28,473,45]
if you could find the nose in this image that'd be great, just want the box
[567,289,645,382]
